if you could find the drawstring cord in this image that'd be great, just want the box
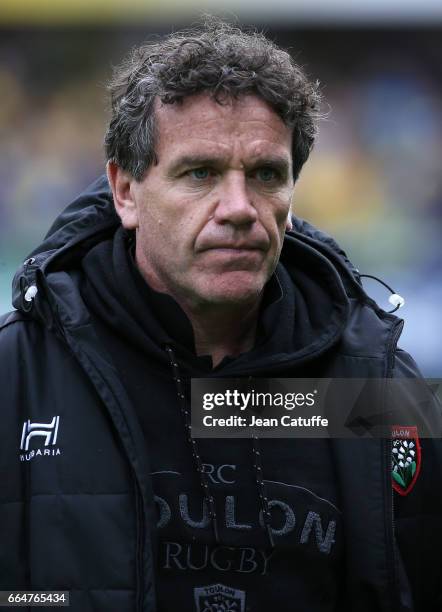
[165,345,219,544]
[358,274,405,314]
[252,436,275,549]
[165,344,275,550]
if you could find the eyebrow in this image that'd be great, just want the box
[168,155,224,176]
[167,154,291,177]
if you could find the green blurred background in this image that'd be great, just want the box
[0,1,441,374]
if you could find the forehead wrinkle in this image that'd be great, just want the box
[156,101,290,142]
[164,139,232,167]
[164,118,290,143]
[167,140,290,171]
[154,96,292,169]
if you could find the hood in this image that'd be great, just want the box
[12,174,370,374]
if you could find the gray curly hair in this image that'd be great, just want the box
[104,17,322,182]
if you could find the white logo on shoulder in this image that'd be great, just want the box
[19,416,62,462]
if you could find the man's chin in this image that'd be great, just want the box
[197,273,267,306]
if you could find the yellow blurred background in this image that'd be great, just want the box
[0,2,441,373]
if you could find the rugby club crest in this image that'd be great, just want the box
[391,426,421,496]
[194,583,245,612]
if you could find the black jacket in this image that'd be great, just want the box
[1,175,441,611]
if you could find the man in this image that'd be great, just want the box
[1,18,441,612]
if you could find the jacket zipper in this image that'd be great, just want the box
[134,474,145,612]
[384,319,404,611]
[384,436,398,611]
[57,322,151,612]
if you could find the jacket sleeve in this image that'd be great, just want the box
[0,317,33,587]
[392,348,442,612]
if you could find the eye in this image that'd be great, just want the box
[255,167,278,182]
[189,167,211,180]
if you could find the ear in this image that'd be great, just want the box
[106,162,139,229]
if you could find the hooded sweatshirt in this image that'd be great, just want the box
[79,226,347,611]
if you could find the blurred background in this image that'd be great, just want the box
[0,0,440,375]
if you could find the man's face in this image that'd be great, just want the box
[121,93,294,308]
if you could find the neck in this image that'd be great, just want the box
[182,300,261,367]
[134,251,262,366]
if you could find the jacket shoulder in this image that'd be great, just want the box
[0,310,40,353]
[0,310,29,331]
[0,310,73,376]
[0,310,48,350]
[392,347,423,378]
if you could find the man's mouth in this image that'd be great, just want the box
[207,246,262,251]
[199,241,267,253]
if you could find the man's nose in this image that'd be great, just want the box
[213,172,258,226]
